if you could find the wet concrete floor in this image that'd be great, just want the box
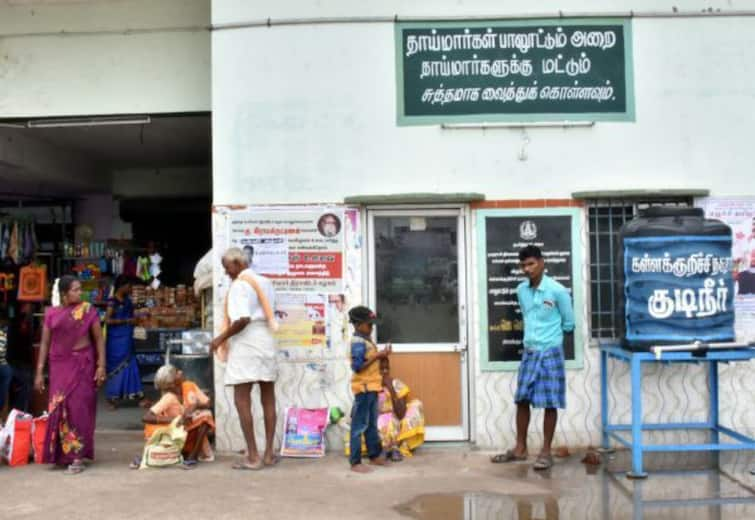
[397,450,755,520]
[1,432,753,519]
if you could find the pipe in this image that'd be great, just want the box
[212,10,755,32]
[2,10,753,39]
[441,121,595,130]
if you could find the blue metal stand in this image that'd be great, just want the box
[599,342,755,478]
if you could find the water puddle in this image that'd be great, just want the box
[396,492,559,520]
[396,457,755,520]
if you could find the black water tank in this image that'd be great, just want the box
[616,207,734,350]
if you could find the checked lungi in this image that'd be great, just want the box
[514,346,566,409]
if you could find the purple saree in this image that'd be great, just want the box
[42,303,99,465]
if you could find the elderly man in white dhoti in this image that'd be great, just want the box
[211,247,280,470]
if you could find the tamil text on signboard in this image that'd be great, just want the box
[396,18,633,124]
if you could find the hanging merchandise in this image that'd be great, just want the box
[7,222,19,264]
[23,223,33,261]
[1,224,9,260]
[18,264,47,302]
[0,218,38,264]
[0,273,16,304]
[137,256,151,282]
[149,252,162,290]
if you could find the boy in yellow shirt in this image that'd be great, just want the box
[348,305,391,473]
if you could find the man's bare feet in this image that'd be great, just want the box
[351,464,372,474]
[369,456,389,466]
[263,453,280,467]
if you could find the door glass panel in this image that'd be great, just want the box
[374,216,459,343]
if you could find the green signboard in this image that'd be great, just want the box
[395,18,634,125]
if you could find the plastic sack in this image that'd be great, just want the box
[139,417,187,469]
[280,407,329,458]
[31,414,48,464]
[0,409,33,467]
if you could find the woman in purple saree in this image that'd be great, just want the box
[34,275,106,475]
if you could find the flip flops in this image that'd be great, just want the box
[533,454,554,470]
[65,461,85,475]
[490,450,527,463]
[232,459,264,471]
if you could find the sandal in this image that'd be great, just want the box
[65,461,85,475]
[533,454,553,470]
[232,459,264,471]
[129,456,142,470]
[389,449,403,462]
[490,450,527,463]
[180,460,198,470]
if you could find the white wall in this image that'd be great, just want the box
[211,3,755,451]
[213,1,745,23]
[212,11,755,204]
[0,0,210,117]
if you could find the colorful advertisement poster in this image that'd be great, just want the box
[697,198,755,342]
[275,294,327,348]
[227,209,345,293]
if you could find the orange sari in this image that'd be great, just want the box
[181,381,215,460]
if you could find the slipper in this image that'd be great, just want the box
[533,455,553,470]
[129,456,142,470]
[65,462,85,475]
[232,460,264,471]
[264,455,280,467]
[180,460,198,470]
[490,450,527,463]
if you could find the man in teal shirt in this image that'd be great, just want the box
[491,245,574,470]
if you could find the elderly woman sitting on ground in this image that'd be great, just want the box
[131,364,215,468]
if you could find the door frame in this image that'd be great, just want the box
[364,205,471,442]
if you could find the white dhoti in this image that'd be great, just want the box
[224,321,278,385]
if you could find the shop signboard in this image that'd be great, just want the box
[477,208,583,371]
[396,18,634,125]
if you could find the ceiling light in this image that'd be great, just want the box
[26,115,151,128]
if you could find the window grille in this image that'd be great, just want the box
[587,197,693,339]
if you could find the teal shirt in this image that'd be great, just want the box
[516,274,575,351]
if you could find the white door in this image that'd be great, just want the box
[367,208,469,441]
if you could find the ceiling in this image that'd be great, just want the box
[24,114,211,169]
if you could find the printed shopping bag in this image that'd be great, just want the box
[140,417,187,469]
[0,409,33,467]
[280,407,329,458]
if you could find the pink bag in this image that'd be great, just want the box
[280,407,329,458]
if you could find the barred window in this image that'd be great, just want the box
[587,197,693,339]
